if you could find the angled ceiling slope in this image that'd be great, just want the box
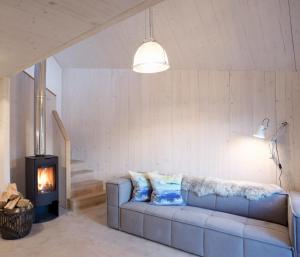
[55,0,300,71]
[0,0,163,76]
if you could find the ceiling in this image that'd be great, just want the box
[0,0,162,76]
[55,0,300,71]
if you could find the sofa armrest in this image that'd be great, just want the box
[288,191,300,256]
[106,177,132,229]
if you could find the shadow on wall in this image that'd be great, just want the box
[10,158,26,195]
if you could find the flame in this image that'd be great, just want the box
[38,167,55,193]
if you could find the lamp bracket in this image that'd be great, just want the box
[262,117,270,128]
[271,121,288,142]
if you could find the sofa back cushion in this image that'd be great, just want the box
[148,172,184,205]
[184,190,288,226]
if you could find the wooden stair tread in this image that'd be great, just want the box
[71,191,105,201]
[71,159,85,164]
[72,179,103,188]
[71,169,93,177]
[70,191,106,211]
[71,180,104,198]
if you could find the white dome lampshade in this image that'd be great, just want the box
[253,118,270,139]
[253,125,267,139]
[133,40,169,73]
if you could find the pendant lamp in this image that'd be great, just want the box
[133,8,169,73]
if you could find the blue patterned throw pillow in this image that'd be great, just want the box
[129,171,152,202]
[148,172,184,205]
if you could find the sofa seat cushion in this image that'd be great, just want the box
[144,205,181,219]
[244,224,291,248]
[173,206,212,227]
[206,216,245,237]
[174,205,291,249]
[120,202,292,254]
[120,201,149,213]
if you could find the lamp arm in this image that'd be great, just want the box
[262,117,270,128]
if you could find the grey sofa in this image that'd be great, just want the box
[106,177,300,257]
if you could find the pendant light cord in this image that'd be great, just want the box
[144,8,154,41]
[149,7,153,40]
[144,9,147,41]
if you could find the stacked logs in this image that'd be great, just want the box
[0,183,33,213]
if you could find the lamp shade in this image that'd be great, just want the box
[133,40,169,73]
[253,125,267,139]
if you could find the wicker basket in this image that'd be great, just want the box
[0,207,33,240]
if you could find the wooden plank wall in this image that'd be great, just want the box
[62,69,300,190]
[0,77,10,190]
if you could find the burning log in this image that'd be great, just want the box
[0,183,33,212]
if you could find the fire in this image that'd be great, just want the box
[37,167,55,193]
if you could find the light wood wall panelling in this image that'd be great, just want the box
[229,71,276,184]
[128,71,142,171]
[207,71,231,178]
[291,72,300,190]
[0,77,10,190]
[10,73,34,193]
[291,0,300,71]
[62,68,300,190]
[275,72,300,190]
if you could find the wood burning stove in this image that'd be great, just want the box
[26,155,58,223]
[25,61,59,223]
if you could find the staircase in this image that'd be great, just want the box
[52,111,105,211]
[69,160,106,211]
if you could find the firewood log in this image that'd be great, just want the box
[16,199,30,208]
[5,183,18,199]
[27,202,33,209]
[4,196,20,210]
[9,194,20,201]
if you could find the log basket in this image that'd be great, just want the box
[0,207,33,240]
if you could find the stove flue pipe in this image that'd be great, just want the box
[34,60,46,156]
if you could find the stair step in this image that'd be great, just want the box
[70,191,106,211]
[71,169,93,177]
[71,159,85,164]
[71,180,104,198]
[71,159,94,174]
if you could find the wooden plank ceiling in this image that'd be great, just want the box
[0,0,162,76]
[55,0,300,71]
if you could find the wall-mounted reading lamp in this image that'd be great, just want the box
[253,118,288,187]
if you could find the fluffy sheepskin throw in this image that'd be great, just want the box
[182,176,284,200]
